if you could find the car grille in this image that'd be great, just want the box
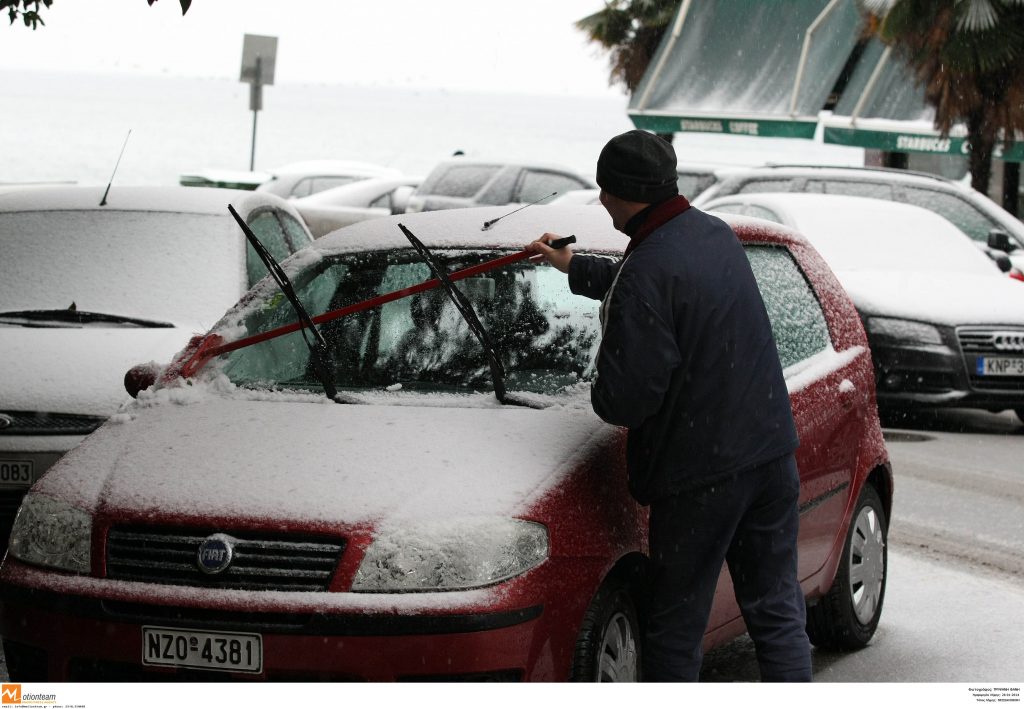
[0,411,106,435]
[958,327,1024,391]
[106,527,345,592]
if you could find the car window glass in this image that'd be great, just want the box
[368,192,391,210]
[246,212,293,287]
[289,178,314,199]
[306,176,360,196]
[517,171,587,204]
[901,187,998,242]
[278,211,312,251]
[808,180,893,199]
[677,172,717,198]
[737,179,793,194]
[745,246,831,369]
[221,250,601,396]
[429,166,501,198]
[0,211,239,323]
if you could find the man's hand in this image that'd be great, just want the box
[527,233,574,273]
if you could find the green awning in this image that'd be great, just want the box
[824,39,1024,161]
[628,0,862,139]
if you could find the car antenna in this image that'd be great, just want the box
[99,129,132,207]
[481,192,557,231]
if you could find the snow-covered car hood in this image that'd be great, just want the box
[836,270,1024,326]
[0,327,197,415]
[34,393,612,529]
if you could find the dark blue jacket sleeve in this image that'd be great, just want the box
[567,254,621,301]
[591,268,682,429]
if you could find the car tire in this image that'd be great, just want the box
[806,484,888,651]
[570,578,642,682]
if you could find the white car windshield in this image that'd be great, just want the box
[0,210,241,324]
[218,249,601,395]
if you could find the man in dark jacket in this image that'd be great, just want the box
[527,129,812,682]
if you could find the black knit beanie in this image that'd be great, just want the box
[596,129,678,204]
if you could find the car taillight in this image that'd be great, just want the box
[1010,268,1024,282]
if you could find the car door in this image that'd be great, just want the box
[705,243,865,636]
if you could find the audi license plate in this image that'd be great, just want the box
[142,626,262,673]
[0,460,33,489]
[977,357,1024,376]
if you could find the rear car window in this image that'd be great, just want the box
[745,245,831,369]
[290,176,360,199]
[428,166,501,198]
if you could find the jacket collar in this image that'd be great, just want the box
[623,195,691,257]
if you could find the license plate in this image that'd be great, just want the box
[976,357,1024,376]
[142,626,262,674]
[0,460,34,489]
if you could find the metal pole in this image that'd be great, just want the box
[250,109,258,171]
[249,55,262,171]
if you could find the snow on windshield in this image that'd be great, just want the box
[0,210,244,324]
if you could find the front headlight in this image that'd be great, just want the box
[866,317,944,346]
[352,518,548,592]
[9,493,92,573]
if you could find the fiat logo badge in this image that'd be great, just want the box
[0,414,12,430]
[197,534,235,575]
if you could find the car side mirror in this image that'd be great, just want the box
[390,186,415,215]
[987,229,1013,253]
[124,362,163,398]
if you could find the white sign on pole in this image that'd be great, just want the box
[240,34,278,86]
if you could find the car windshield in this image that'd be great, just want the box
[0,210,240,324]
[218,249,601,396]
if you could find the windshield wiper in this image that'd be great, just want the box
[228,205,353,405]
[398,223,544,409]
[0,309,174,328]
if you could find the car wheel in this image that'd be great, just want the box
[806,484,888,651]
[570,578,641,682]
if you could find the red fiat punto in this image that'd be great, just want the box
[0,205,891,681]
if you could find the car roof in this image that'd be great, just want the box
[712,163,961,187]
[312,203,803,258]
[0,184,293,216]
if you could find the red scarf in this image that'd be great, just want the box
[623,195,691,257]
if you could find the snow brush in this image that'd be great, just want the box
[173,231,575,378]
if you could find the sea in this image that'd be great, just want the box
[1,70,863,188]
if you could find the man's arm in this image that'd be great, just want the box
[527,232,620,301]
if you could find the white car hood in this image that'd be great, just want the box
[0,327,196,415]
[35,395,611,528]
[836,270,1024,327]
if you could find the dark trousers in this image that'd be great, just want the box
[643,453,812,682]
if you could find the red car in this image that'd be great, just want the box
[0,205,891,681]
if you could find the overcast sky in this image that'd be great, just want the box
[1,0,622,96]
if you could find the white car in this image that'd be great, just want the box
[0,185,314,543]
[255,160,402,200]
[704,192,1024,421]
[293,175,422,238]
[694,164,1024,271]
